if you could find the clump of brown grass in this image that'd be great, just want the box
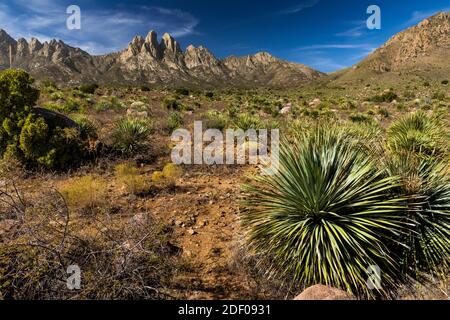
[59,175,107,213]
[151,163,183,189]
[115,162,149,195]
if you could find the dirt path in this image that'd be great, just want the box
[143,165,259,299]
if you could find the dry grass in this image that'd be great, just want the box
[59,175,108,213]
[115,162,149,195]
[152,163,183,189]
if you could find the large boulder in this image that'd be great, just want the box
[294,285,355,300]
[34,107,78,128]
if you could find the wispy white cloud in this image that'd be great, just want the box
[0,2,199,55]
[278,0,319,15]
[335,20,367,38]
[294,43,373,51]
[289,50,346,72]
[290,42,377,72]
[306,57,347,72]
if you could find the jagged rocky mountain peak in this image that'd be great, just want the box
[0,28,324,87]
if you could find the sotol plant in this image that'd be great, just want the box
[385,154,450,280]
[387,111,449,158]
[112,117,151,156]
[242,127,407,298]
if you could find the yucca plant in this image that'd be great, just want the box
[234,113,262,131]
[384,154,450,280]
[387,111,449,158]
[112,117,151,156]
[72,115,98,140]
[242,127,407,298]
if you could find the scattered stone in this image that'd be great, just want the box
[280,106,291,115]
[294,285,355,300]
[130,101,147,110]
[309,98,321,107]
[184,250,192,257]
[174,220,183,227]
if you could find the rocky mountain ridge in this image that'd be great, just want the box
[0,29,323,87]
[333,12,450,83]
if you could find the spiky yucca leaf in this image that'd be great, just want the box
[113,117,151,155]
[385,155,450,279]
[387,112,449,158]
[242,128,406,298]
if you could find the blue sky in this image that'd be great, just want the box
[1,0,449,72]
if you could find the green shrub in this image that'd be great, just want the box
[303,109,320,119]
[403,91,416,99]
[40,78,58,91]
[234,113,262,130]
[163,98,183,111]
[261,103,280,117]
[18,114,87,169]
[349,113,373,124]
[64,98,82,113]
[175,88,189,96]
[41,102,62,113]
[339,99,357,110]
[396,103,407,111]
[378,108,390,118]
[0,69,38,124]
[94,101,111,111]
[129,101,147,111]
[432,92,446,101]
[73,90,91,99]
[19,115,49,160]
[0,70,87,170]
[50,91,64,101]
[94,97,125,111]
[205,91,214,99]
[71,115,98,140]
[166,112,183,131]
[203,110,228,130]
[226,104,239,118]
[369,91,398,103]
[79,83,99,94]
[43,98,82,114]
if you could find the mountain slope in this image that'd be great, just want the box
[0,30,324,87]
[332,12,450,85]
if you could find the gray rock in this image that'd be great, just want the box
[294,285,355,300]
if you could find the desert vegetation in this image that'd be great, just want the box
[0,68,449,300]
